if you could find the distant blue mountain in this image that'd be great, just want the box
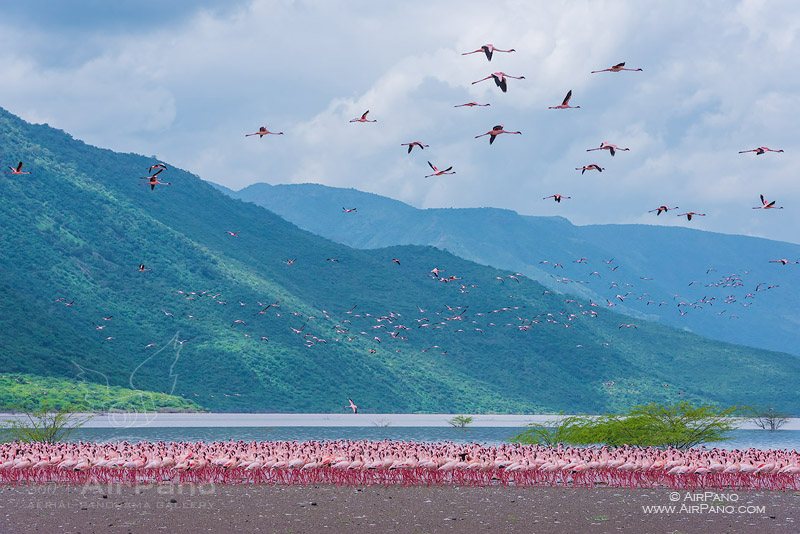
[227,182,800,356]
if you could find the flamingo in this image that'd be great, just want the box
[346,398,358,414]
[739,146,783,155]
[475,125,521,145]
[138,264,149,272]
[148,163,167,173]
[461,44,516,61]
[548,90,580,109]
[618,323,638,329]
[146,174,170,190]
[245,126,284,137]
[342,207,357,213]
[226,231,239,237]
[401,141,429,154]
[752,195,783,210]
[425,161,455,177]
[586,142,630,156]
[454,102,490,108]
[471,72,525,93]
[769,259,798,265]
[591,62,643,73]
[543,194,571,203]
[350,110,376,123]
[677,212,706,221]
[7,162,30,175]
[649,205,679,215]
[576,164,603,174]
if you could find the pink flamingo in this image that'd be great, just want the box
[461,44,516,61]
[227,231,239,237]
[548,90,580,109]
[401,141,429,153]
[245,126,284,137]
[471,72,525,93]
[586,142,630,156]
[346,398,358,414]
[425,161,455,178]
[350,110,376,123]
[7,162,30,175]
[454,102,490,108]
[769,259,798,265]
[475,125,521,145]
[342,207,357,213]
[752,194,783,209]
[543,194,571,203]
[576,164,603,174]
[677,212,706,221]
[739,146,783,155]
[649,205,678,215]
[591,62,643,73]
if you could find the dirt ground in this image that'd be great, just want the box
[0,484,797,533]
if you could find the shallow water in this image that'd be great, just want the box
[65,427,800,450]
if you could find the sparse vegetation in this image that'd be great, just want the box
[749,407,789,431]
[1,404,92,443]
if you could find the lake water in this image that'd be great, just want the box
[65,427,800,450]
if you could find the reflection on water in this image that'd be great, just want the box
[67,427,800,450]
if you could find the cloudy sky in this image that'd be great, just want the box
[2,0,799,243]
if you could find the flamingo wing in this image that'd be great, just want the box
[16,162,23,172]
[361,110,369,120]
[427,161,436,171]
[562,90,572,106]
[614,62,626,68]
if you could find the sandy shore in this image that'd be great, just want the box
[0,484,797,533]
[2,412,798,430]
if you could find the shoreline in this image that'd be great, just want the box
[3,412,799,430]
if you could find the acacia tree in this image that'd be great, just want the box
[511,402,737,449]
[1,404,92,443]
[750,407,789,431]
[448,415,473,429]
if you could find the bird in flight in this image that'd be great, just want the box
[618,323,638,329]
[587,142,630,156]
[7,162,30,175]
[471,72,525,93]
[475,125,522,145]
[739,146,784,155]
[350,110,376,123]
[342,207,357,213]
[649,205,679,215]
[401,141,429,154]
[346,398,358,414]
[591,62,643,74]
[138,264,149,272]
[245,126,284,137]
[769,259,798,265]
[548,90,580,109]
[226,231,239,237]
[543,194,571,203]
[753,195,783,210]
[454,102,490,108]
[461,44,516,61]
[576,164,603,174]
[148,163,168,173]
[425,161,455,177]
[677,212,706,221]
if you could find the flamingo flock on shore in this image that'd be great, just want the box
[1,441,798,490]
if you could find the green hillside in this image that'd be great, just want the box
[2,107,800,414]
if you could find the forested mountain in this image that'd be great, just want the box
[2,107,799,414]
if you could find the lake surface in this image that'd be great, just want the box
[64,427,800,450]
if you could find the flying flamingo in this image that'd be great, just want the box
[475,125,521,145]
[226,231,239,237]
[576,164,603,174]
[401,141,429,153]
[146,174,170,190]
[769,259,798,265]
[138,264,149,272]
[587,142,630,156]
[148,163,167,173]
[548,90,580,109]
[350,110,376,123]
[618,323,638,329]
[346,398,358,414]
[739,147,784,155]
[7,162,30,175]
[677,212,706,221]
[461,44,516,61]
[471,72,525,93]
[454,102,490,108]
[753,195,783,210]
[591,62,643,73]
[245,126,284,137]
[543,194,571,203]
[342,207,357,213]
[649,205,679,215]
[425,161,455,177]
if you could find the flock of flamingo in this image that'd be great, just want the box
[5,40,797,491]
[2,441,799,490]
